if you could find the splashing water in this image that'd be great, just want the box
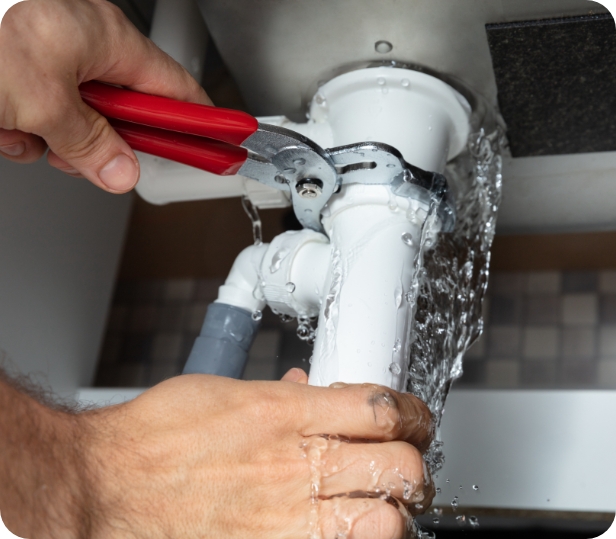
[408,125,505,474]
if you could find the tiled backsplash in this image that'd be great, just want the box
[94,271,616,390]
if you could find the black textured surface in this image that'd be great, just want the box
[486,14,616,157]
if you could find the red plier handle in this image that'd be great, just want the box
[79,81,259,176]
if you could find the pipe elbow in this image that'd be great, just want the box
[217,243,269,313]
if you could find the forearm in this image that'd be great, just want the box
[0,372,91,538]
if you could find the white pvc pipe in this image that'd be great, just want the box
[216,184,440,390]
[309,67,471,173]
[216,244,268,313]
[259,230,330,318]
[309,184,438,390]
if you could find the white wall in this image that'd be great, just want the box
[0,158,132,396]
[437,390,616,513]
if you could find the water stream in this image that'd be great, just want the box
[408,125,505,474]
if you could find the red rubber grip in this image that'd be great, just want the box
[80,81,258,146]
[110,119,248,176]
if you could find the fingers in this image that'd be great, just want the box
[0,129,46,163]
[313,439,432,508]
[42,96,139,192]
[281,368,309,384]
[300,384,433,452]
[0,0,212,193]
[318,497,406,539]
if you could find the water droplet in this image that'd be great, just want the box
[375,40,393,53]
[459,485,463,490]
[403,479,412,500]
[451,498,458,509]
[252,310,263,321]
[401,232,414,246]
[446,479,450,483]
[286,282,296,293]
[472,484,479,491]
[432,518,440,525]
[393,339,402,353]
[401,78,410,88]
[389,362,402,375]
[377,76,386,86]
[315,94,326,105]
[435,487,441,494]
[456,515,466,526]
[270,248,290,273]
[469,516,479,528]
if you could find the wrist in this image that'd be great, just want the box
[0,379,92,538]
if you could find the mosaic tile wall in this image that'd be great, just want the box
[94,271,616,389]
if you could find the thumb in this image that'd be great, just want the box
[44,91,139,193]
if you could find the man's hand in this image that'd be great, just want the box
[0,369,434,539]
[0,0,211,192]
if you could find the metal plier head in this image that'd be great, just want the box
[241,123,455,232]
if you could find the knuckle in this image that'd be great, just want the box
[364,385,403,437]
[58,111,111,162]
[16,103,50,134]
[0,1,31,34]
[99,0,129,25]
[3,1,56,44]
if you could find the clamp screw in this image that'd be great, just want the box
[296,179,323,199]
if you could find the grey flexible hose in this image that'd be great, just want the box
[183,302,260,378]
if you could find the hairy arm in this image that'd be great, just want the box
[0,373,92,538]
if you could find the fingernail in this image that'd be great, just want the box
[60,167,81,175]
[99,154,139,191]
[0,142,25,157]
[329,382,349,389]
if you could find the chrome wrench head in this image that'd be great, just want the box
[240,124,455,233]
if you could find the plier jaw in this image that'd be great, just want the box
[80,81,455,233]
[239,123,339,231]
